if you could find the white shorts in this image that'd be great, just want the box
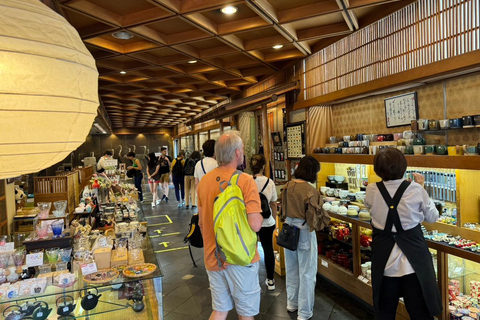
[206,262,261,316]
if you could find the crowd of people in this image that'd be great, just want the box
[113,130,441,320]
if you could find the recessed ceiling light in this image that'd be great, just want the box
[188,60,197,64]
[221,6,237,14]
[111,31,134,40]
[120,71,126,74]
[272,44,283,49]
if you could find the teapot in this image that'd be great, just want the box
[3,306,25,320]
[18,300,42,317]
[131,299,145,313]
[56,295,76,316]
[32,301,52,320]
[80,287,102,311]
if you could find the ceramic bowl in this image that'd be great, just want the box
[348,205,360,212]
[347,209,358,216]
[322,203,332,211]
[393,133,403,140]
[338,206,348,215]
[327,175,336,182]
[324,197,335,202]
[347,193,356,201]
[334,175,345,183]
[339,190,349,199]
[330,205,339,213]
[320,187,329,195]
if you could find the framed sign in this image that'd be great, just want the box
[271,132,282,146]
[286,121,306,159]
[384,92,418,128]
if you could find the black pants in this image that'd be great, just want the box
[257,225,275,280]
[375,273,433,320]
[173,175,185,202]
[134,173,143,201]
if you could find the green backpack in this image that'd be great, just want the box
[213,171,257,267]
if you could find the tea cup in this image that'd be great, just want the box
[413,137,426,145]
[405,145,414,154]
[329,136,338,143]
[413,145,425,155]
[439,119,450,129]
[418,119,429,130]
[343,136,351,142]
[447,146,464,156]
[339,190,349,199]
[403,131,414,139]
[397,146,406,154]
[425,145,435,155]
[463,145,478,155]
[348,205,360,212]
[338,206,348,215]
[435,145,448,155]
[320,187,329,195]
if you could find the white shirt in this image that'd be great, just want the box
[194,157,218,182]
[365,179,438,277]
[254,175,278,227]
[97,156,107,171]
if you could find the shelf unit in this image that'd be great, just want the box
[314,153,480,320]
[0,180,6,235]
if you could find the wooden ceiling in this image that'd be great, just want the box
[52,0,414,129]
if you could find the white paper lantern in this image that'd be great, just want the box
[0,0,99,179]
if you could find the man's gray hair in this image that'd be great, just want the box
[215,130,243,166]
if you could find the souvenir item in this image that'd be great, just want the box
[31,301,52,320]
[56,295,76,316]
[80,287,102,310]
[18,300,42,317]
[83,269,119,284]
[123,263,157,278]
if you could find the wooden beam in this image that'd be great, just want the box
[264,49,305,62]
[113,127,173,135]
[122,7,173,27]
[294,50,480,110]
[199,45,238,59]
[278,1,340,24]
[180,0,243,13]
[185,13,218,34]
[166,29,212,45]
[128,26,168,45]
[65,1,122,26]
[244,35,289,51]
[297,23,351,41]
[218,17,271,35]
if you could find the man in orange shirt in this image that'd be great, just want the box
[198,130,263,320]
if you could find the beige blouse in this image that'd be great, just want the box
[280,180,330,232]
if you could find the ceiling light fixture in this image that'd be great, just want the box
[188,60,197,64]
[93,123,107,134]
[120,71,126,74]
[272,44,283,49]
[111,31,134,40]
[221,6,237,14]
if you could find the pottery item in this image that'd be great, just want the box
[405,145,414,154]
[325,189,335,197]
[347,209,358,216]
[329,136,337,143]
[343,136,351,142]
[413,145,425,155]
[375,135,384,142]
[327,175,336,182]
[329,205,339,213]
[324,197,335,202]
[18,301,42,317]
[334,175,345,183]
[463,145,478,155]
[3,306,25,320]
[383,134,394,141]
[435,145,448,155]
[331,201,340,206]
[348,205,360,212]
[347,193,356,201]
[56,296,76,316]
[322,203,332,212]
[418,119,429,130]
[320,187,328,195]
[411,120,418,131]
[338,190,349,199]
[132,299,145,313]
[403,131,414,139]
[359,209,371,221]
[474,115,480,127]
[393,133,403,140]
[397,146,406,154]
[81,287,102,311]
[404,139,414,146]
[425,145,435,155]
[438,119,450,129]
[338,206,348,215]
[447,146,464,156]
[428,120,439,130]
[463,115,474,128]
[449,118,463,128]
[355,191,366,203]
[413,137,426,145]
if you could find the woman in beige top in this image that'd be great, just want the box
[280,156,330,320]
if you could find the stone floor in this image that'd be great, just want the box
[142,188,374,320]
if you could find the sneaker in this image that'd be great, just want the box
[265,279,275,291]
[177,203,182,208]
[160,195,166,202]
[191,205,197,208]
[165,197,169,203]
[151,202,156,208]
[287,306,298,313]
[181,200,185,207]
[156,199,161,205]
[297,317,311,320]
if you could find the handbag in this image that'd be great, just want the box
[277,222,300,251]
[276,182,304,251]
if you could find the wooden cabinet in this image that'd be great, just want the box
[312,153,480,320]
[0,180,6,235]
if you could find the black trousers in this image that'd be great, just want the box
[257,225,276,280]
[375,273,433,320]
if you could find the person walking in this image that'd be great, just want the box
[184,150,200,209]
[194,139,217,187]
[365,148,442,320]
[126,151,143,202]
[146,152,161,207]
[197,131,263,320]
[280,156,330,320]
[158,147,172,203]
[250,154,278,291]
[171,151,186,208]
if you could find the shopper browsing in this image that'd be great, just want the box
[158,147,172,203]
[194,139,217,186]
[197,131,263,320]
[126,151,143,202]
[365,148,442,320]
[96,150,113,173]
[171,151,186,208]
[280,156,330,320]
[146,152,160,207]
[250,154,278,291]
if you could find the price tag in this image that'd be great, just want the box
[63,307,69,313]
[37,312,43,317]
[321,259,328,268]
[98,237,108,248]
[358,275,369,284]
[81,262,98,275]
[26,252,44,267]
[0,242,14,252]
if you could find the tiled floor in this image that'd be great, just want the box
[142,189,374,320]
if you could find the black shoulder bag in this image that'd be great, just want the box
[276,183,303,251]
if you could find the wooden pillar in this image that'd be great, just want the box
[261,104,271,179]
[231,115,238,130]
[197,133,200,150]
[178,138,182,152]
[219,120,224,133]
[207,130,211,140]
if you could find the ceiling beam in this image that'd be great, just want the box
[278,1,340,24]
[297,23,352,41]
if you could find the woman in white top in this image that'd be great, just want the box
[250,154,278,290]
[365,148,442,320]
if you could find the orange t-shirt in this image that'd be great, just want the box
[197,167,262,271]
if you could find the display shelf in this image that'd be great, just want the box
[329,212,371,229]
[311,154,480,170]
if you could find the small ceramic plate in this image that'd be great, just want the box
[84,269,119,284]
[123,263,157,278]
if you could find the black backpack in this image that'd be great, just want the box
[184,213,203,267]
[172,159,184,176]
[183,159,196,176]
[259,179,271,219]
